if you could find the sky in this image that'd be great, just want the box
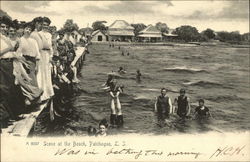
[1,0,249,33]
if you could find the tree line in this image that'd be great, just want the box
[36,17,250,44]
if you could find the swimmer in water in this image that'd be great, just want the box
[173,89,191,119]
[118,67,127,74]
[154,88,173,127]
[194,99,212,119]
[136,70,142,83]
[96,119,109,137]
[104,74,114,87]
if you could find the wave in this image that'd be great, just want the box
[162,66,207,73]
[183,80,222,87]
[206,95,246,103]
[142,88,159,92]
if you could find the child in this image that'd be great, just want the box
[194,99,212,119]
[96,119,109,137]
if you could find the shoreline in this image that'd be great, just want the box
[91,41,250,48]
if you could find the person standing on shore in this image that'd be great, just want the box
[173,89,191,119]
[0,16,26,126]
[38,17,54,101]
[15,22,43,106]
[154,88,173,127]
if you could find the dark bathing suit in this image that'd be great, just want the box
[177,96,188,118]
[195,106,209,118]
[156,95,170,121]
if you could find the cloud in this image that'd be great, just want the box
[1,1,249,33]
[174,1,249,20]
[2,1,58,15]
[79,1,159,15]
[217,1,249,19]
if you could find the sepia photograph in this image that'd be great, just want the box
[0,0,249,161]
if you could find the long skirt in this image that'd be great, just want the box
[37,51,54,101]
[14,57,43,103]
[0,59,25,123]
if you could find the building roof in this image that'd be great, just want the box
[91,30,106,36]
[163,33,178,37]
[139,25,161,34]
[138,25,162,37]
[109,20,134,30]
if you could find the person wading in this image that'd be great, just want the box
[155,88,173,127]
[108,79,124,128]
[173,88,191,119]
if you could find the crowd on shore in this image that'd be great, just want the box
[0,16,88,131]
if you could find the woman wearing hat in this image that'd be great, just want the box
[0,16,25,126]
[16,22,43,105]
[38,17,55,101]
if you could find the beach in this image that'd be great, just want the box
[33,43,250,136]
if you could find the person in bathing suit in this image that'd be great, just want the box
[194,99,212,119]
[155,88,173,127]
[173,88,191,119]
[108,79,124,128]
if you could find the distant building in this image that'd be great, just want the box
[91,30,108,42]
[163,29,178,41]
[138,25,162,42]
[107,20,135,42]
[79,27,94,41]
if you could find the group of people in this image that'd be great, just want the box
[155,88,212,127]
[0,15,87,130]
[103,42,212,131]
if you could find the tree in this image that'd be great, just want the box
[216,31,242,42]
[241,33,250,42]
[92,21,107,31]
[131,23,147,36]
[62,19,79,33]
[155,22,169,33]
[202,28,215,39]
[174,25,200,42]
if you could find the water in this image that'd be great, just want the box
[34,44,250,136]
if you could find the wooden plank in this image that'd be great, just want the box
[1,101,49,137]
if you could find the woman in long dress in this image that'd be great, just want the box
[16,22,43,105]
[38,17,54,101]
[0,17,25,127]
